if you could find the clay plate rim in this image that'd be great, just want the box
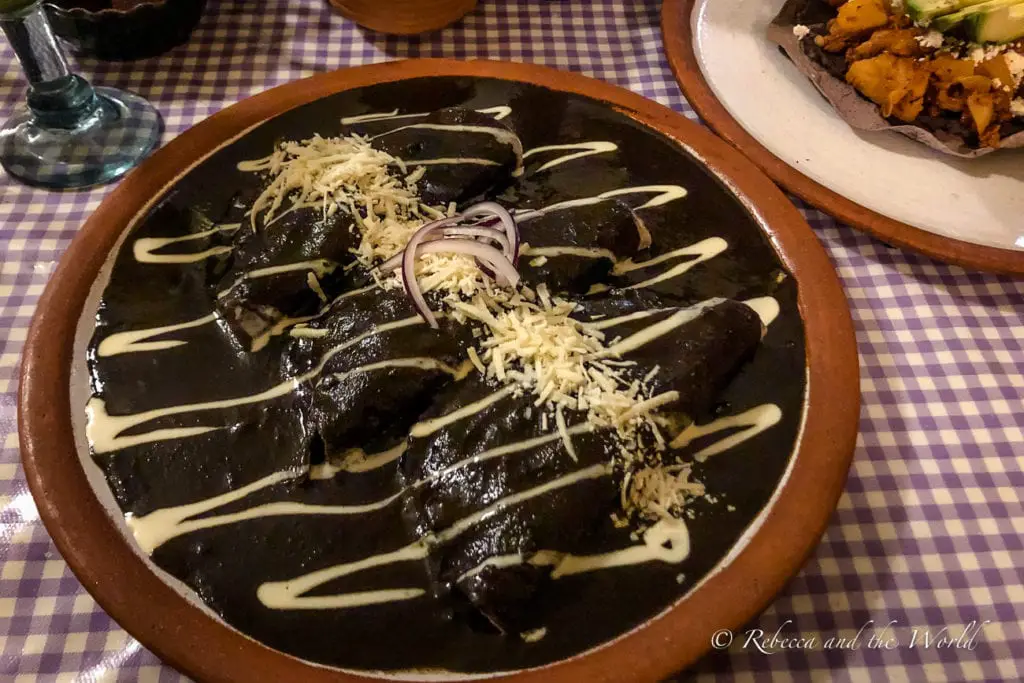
[18,58,859,683]
[660,0,1024,276]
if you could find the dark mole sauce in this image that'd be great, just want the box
[87,78,806,673]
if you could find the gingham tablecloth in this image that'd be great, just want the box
[1,1,1022,681]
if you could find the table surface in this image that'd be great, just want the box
[1,1,1022,681]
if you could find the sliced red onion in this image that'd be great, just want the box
[442,226,511,255]
[377,209,523,327]
[377,225,512,274]
[377,251,404,274]
[401,261,437,329]
[400,217,461,328]
[476,260,497,281]
[461,202,520,265]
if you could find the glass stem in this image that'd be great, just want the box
[0,1,98,128]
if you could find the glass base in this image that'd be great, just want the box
[0,86,161,189]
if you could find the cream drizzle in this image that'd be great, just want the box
[594,300,723,359]
[525,185,689,218]
[339,105,512,125]
[477,106,513,121]
[261,201,322,229]
[309,443,409,479]
[401,157,499,167]
[425,424,593,486]
[670,403,782,460]
[249,283,379,352]
[217,259,338,299]
[436,464,608,544]
[742,297,780,327]
[133,223,241,264]
[457,517,689,583]
[87,316,426,454]
[582,309,665,332]
[96,313,218,358]
[329,357,471,383]
[256,463,609,610]
[624,238,728,290]
[522,142,618,172]
[257,542,429,610]
[126,471,403,554]
[520,245,616,260]
[614,241,716,274]
[132,425,595,554]
[408,386,515,438]
[369,123,525,177]
[553,517,689,577]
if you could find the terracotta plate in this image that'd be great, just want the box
[18,59,859,682]
[662,0,1024,275]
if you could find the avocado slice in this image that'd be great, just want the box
[966,1,1024,42]
[907,0,998,23]
[931,0,1023,33]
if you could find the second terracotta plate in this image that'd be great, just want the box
[662,0,1024,276]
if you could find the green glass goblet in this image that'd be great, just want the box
[0,0,162,188]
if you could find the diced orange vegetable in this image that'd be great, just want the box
[834,0,889,35]
[977,55,1014,90]
[929,56,976,83]
[846,53,929,122]
[967,92,995,135]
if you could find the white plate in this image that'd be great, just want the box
[691,0,1024,253]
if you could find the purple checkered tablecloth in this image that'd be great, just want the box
[1,0,1022,680]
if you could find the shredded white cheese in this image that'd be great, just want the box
[238,130,702,525]
[792,25,810,39]
[237,133,488,300]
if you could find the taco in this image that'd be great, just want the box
[769,0,1024,157]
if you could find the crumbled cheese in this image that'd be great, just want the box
[792,25,810,39]
[625,464,705,521]
[962,43,1008,66]
[983,43,1008,61]
[889,0,904,12]
[1006,51,1024,86]
[916,30,943,49]
[1011,98,1024,117]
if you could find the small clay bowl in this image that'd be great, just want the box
[328,0,477,34]
[45,0,206,61]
